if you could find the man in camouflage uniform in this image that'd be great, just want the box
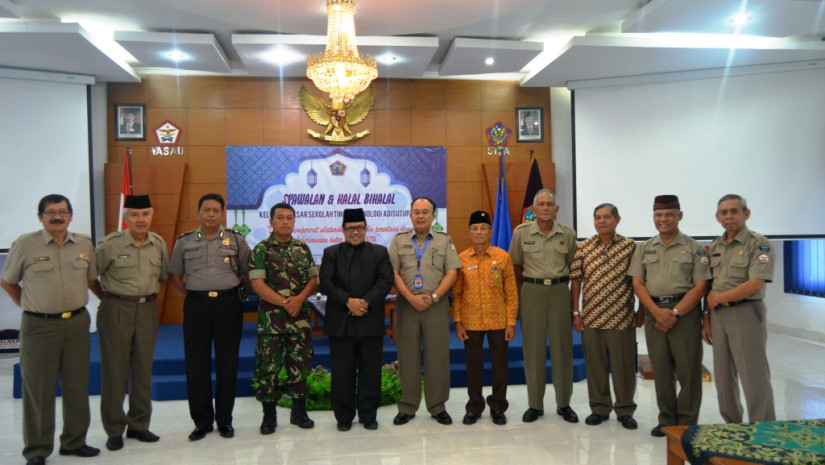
[249,202,319,434]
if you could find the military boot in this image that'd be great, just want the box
[289,398,314,429]
[260,402,277,435]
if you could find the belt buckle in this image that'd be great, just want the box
[138,296,147,304]
[61,311,72,319]
[543,279,553,285]
[208,291,218,298]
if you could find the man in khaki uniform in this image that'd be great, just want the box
[705,194,775,423]
[1,194,101,465]
[509,188,579,424]
[389,197,461,426]
[96,194,169,451]
[628,195,710,437]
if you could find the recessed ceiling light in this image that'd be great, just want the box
[727,11,753,27]
[378,55,397,64]
[485,57,495,65]
[164,50,189,62]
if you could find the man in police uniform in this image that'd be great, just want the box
[168,193,250,441]
[705,194,775,423]
[389,197,461,426]
[249,202,318,434]
[628,195,710,437]
[509,188,579,424]
[96,194,169,451]
[1,194,101,465]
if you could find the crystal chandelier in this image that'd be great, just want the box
[306,0,378,103]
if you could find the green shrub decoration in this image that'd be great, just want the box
[267,362,403,411]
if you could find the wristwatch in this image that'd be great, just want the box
[673,308,681,318]
[572,311,581,316]
[431,293,439,303]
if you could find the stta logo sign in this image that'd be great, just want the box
[152,120,184,156]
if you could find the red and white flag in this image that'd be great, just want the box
[117,152,132,231]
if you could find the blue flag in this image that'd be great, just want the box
[491,155,512,250]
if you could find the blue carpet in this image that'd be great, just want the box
[13,322,586,401]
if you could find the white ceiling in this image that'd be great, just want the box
[0,0,823,87]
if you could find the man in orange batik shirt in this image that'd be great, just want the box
[451,211,519,426]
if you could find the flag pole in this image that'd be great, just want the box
[117,148,133,231]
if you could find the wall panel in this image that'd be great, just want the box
[108,77,552,323]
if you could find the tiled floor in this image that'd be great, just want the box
[1,331,823,465]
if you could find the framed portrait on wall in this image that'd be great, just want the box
[114,103,146,141]
[516,107,543,142]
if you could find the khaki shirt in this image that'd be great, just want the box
[709,227,774,300]
[388,229,461,294]
[628,230,711,297]
[2,229,97,313]
[169,227,250,291]
[97,230,169,296]
[508,220,577,279]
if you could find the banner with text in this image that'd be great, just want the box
[226,146,447,264]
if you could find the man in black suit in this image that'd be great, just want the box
[120,110,142,136]
[319,208,394,431]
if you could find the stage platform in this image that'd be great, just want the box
[13,322,586,401]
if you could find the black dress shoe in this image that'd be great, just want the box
[618,415,638,430]
[431,411,453,425]
[188,425,214,441]
[337,421,352,431]
[556,406,579,423]
[106,436,124,451]
[26,456,45,465]
[362,419,378,430]
[58,444,100,457]
[126,429,160,442]
[218,424,235,438]
[462,412,479,425]
[522,407,544,422]
[585,413,609,425]
[490,411,507,425]
[393,412,415,425]
[651,424,666,437]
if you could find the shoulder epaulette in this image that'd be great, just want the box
[97,231,121,243]
[149,231,166,242]
[514,223,531,230]
[228,229,245,237]
[177,229,198,239]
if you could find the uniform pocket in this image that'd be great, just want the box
[730,258,748,279]
[671,254,692,278]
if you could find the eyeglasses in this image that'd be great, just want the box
[343,226,366,233]
[43,210,71,217]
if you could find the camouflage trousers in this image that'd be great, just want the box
[254,330,313,403]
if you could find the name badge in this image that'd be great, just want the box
[467,265,478,271]
[413,274,423,290]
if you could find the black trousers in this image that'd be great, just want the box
[329,336,384,423]
[182,292,243,427]
[464,329,509,415]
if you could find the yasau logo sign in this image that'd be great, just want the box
[152,120,183,156]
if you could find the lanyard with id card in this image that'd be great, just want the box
[412,236,431,290]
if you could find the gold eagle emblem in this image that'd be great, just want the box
[299,85,375,145]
